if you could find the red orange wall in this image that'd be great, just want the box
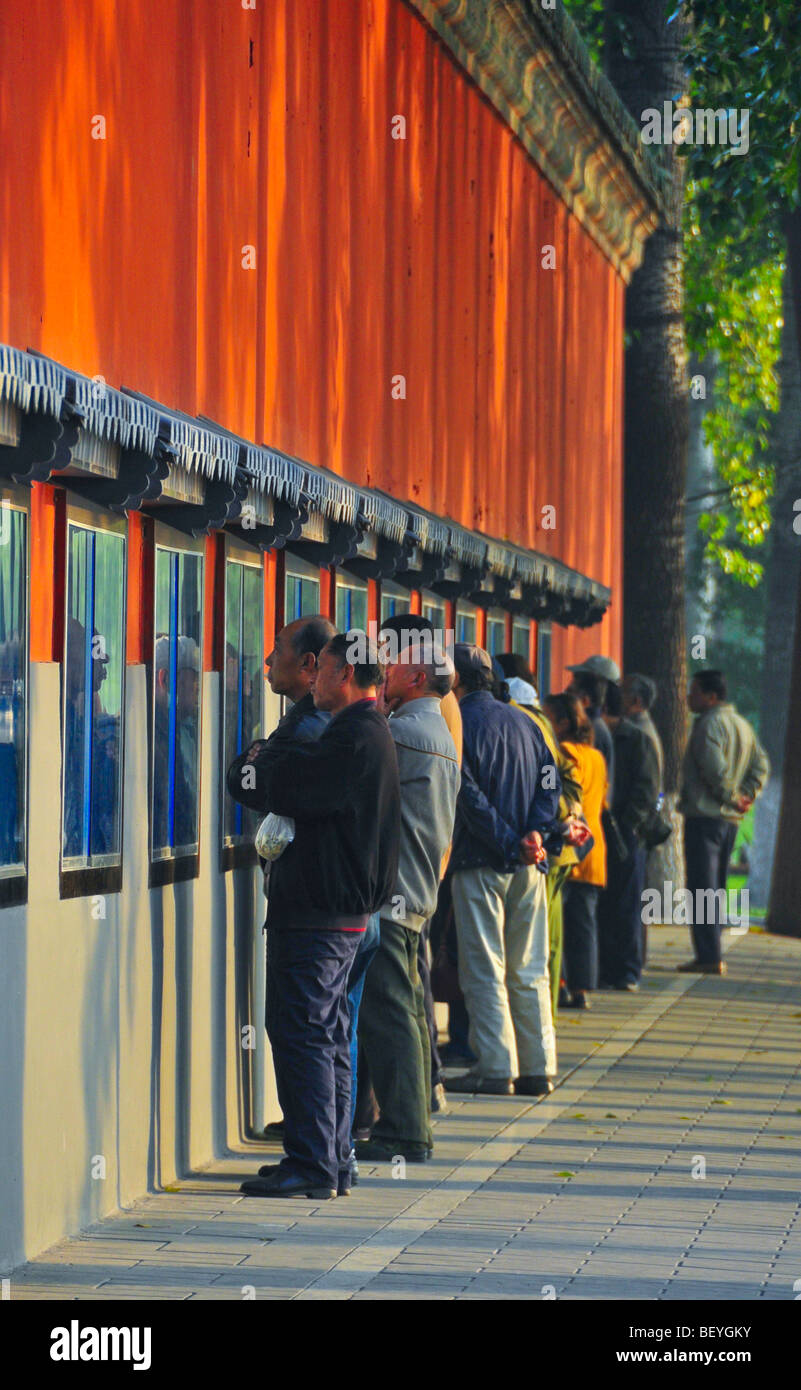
[0,0,623,671]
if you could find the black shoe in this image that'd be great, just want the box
[515,1075,555,1097]
[565,992,590,1010]
[355,1138,431,1163]
[257,1162,281,1178]
[240,1169,336,1200]
[337,1174,352,1197]
[677,959,727,975]
[443,1073,514,1096]
[557,985,570,1009]
[263,1119,285,1139]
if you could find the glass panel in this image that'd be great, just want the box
[487,617,505,656]
[0,506,27,871]
[223,561,263,842]
[285,570,320,622]
[153,548,203,857]
[380,590,410,623]
[63,525,125,865]
[336,579,367,632]
[456,607,476,644]
[512,621,530,659]
[421,595,446,633]
[88,533,124,858]
[175,552,202,851]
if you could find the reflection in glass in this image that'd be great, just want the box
[336,582,367,633]
[512,620,531,659]
[223,561,263,842]
[62,525,125,866]
[455,607,477,644]
[152,548,203,856]
[0,506,27,872]
[487,617,506,656]
[285,572,320,621]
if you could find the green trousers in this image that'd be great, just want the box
[358,918,433,1149]
[547,865,570,1019]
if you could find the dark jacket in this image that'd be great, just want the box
[609,717,660,841]
[589,707,615,803]
[451,690,561,874]
[229,698,400,931]
[227,692,330,895]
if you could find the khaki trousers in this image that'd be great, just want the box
[452,864,556,1080]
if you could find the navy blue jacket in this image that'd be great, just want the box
[451,690,561,873]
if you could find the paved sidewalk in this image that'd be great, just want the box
[8,926,801,1300]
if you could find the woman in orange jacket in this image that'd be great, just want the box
[544,693,608,1010]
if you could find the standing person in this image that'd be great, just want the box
[378,613,463,1113]
[444,644,561,1098]
[544,694,607,1010]
[566,656,620,797]
[229,632,399,1199]
[678,669,769,975]
[597,682,660,992]
[622,673,664,782]
[356,638,460,1163]
[497,652,583,1017]
[622,673,665,967]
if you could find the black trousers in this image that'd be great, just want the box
[684,816,738,965]
[265,927,360,1188]
[599,825,645,987]
[563,881,601,993]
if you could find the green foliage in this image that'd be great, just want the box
[563,0,792,585]
[685,224,782,579]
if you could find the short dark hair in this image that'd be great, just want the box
[379,613,433,637]
[457,665,494,695]
[571,670,606,708]
[604,681,624,718]
[326,630,383,689]
[290,615,336,660]
[693,668,727,700]
[496,652,535,684]
[626,673,657,710]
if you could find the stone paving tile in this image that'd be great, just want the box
[6,930,801,1301]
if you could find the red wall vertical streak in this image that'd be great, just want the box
[409,589,421,616]
[203,534,224,673]
[2,0,626,667]
[29,483,56,663]
[475,606,487,649]
[319,566,335,622]
[367,579,379,628]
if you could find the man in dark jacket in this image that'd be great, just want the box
[598,682,660,991]
[445,644,561,1098]
[230,631,400,1199]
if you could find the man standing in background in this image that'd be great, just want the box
[678,670,769,975]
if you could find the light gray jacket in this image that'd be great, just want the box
[379,697,461,932]
[679,702,769,822]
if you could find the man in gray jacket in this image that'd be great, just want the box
[678,669,769,974]
[356,638,460,1163]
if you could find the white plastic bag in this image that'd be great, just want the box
[255,812,296,861]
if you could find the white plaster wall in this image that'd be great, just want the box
[0,664,280,1272]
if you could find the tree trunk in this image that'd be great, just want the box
[750,276,801,908]
[604,0,692,888]
[767,204,801,936]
